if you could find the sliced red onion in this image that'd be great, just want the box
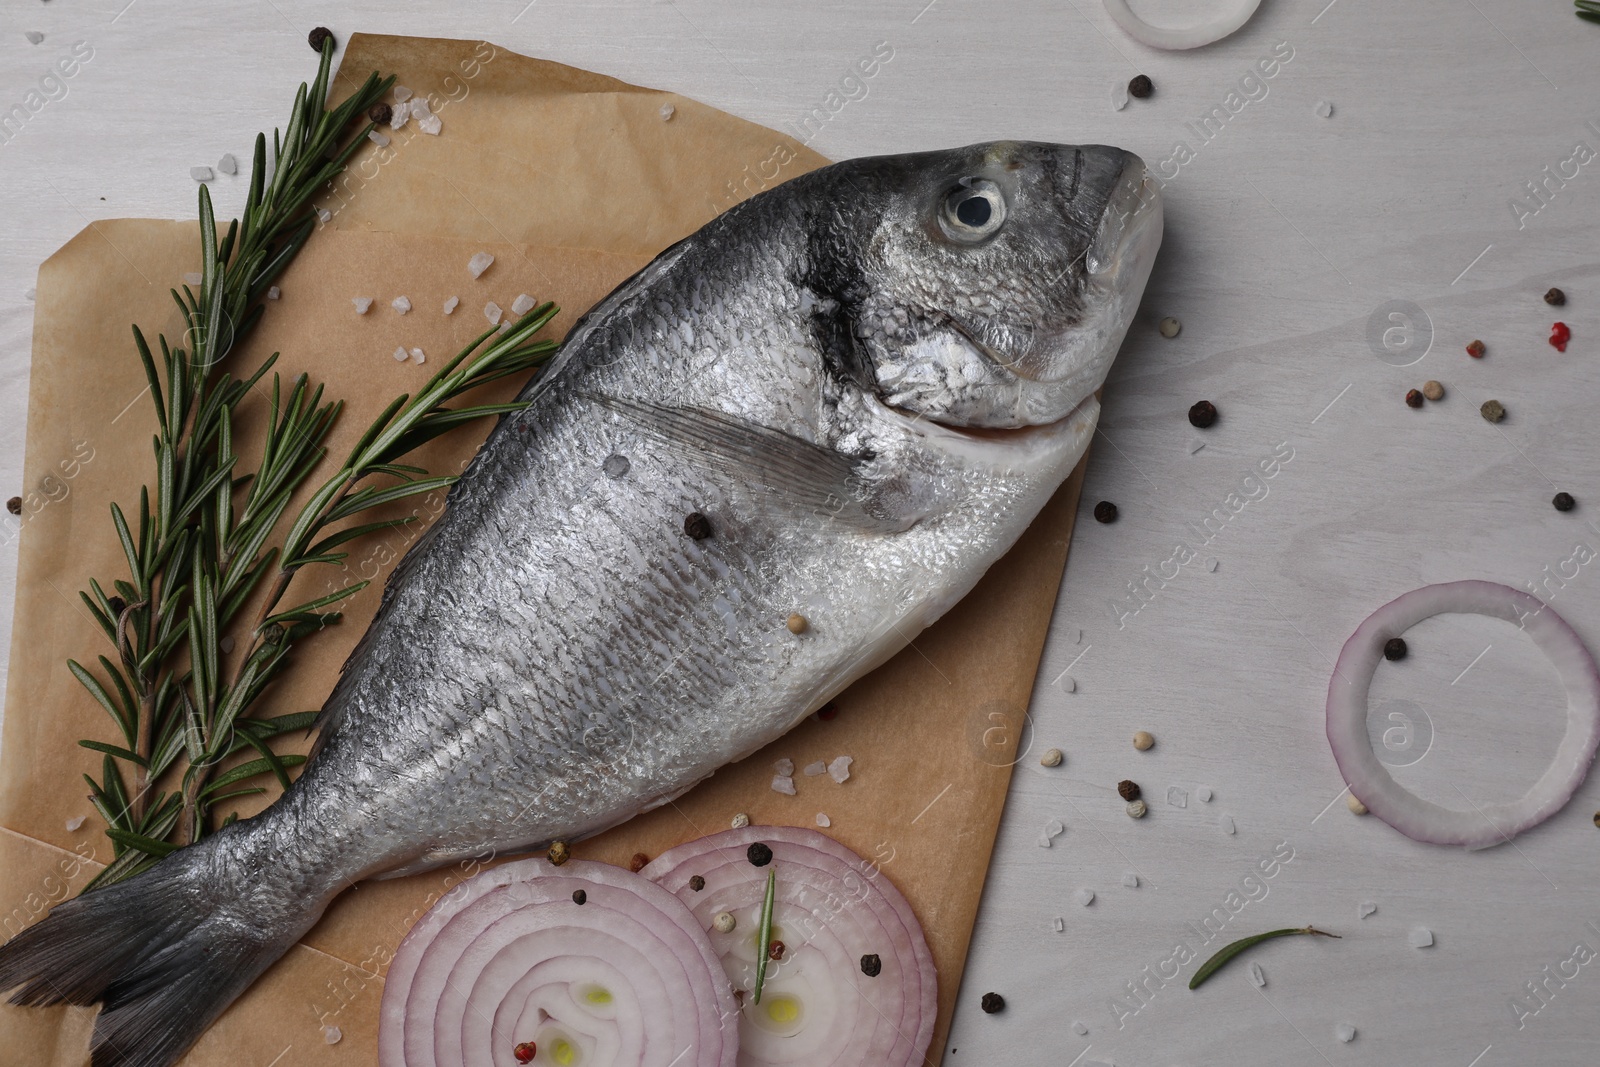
[378,858,738,1067]
[640,826,936,1066]
[1326,580,1600,849]
[1101,0,1262,50]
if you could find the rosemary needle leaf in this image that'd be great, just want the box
[754,867,777,1004]
[1189,927,1340,990]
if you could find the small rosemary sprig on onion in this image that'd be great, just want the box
[70,39,561,889]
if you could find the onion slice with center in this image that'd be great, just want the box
[378,858,738,1067]
[1326,580,1600,849]
[640,825,937,1066]
[1101,0,1263,50]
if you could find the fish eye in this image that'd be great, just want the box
[939,179,1006,243]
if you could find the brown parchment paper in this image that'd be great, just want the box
[0,34,1087,1067]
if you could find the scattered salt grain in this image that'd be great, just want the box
[390,100,411,129]
[730,812,749,829]
[1206,558,1219,572]
[1038,818,1064,847]
[1073,628,1082,644]
[1316,100,1334,119]
[65,815,85,831]
[353,297,373,314]
[827,755,853,783]
[410,348,426,365]
[318,208,332,224]
[815,812,830,827]
[803,760,826,776]
[1111,80,1130,111]
[1334,1023,1356,1044]
[392,296,411,314]
[24,288,35,302]
[1196,786,1213,802]
[1073,888,1094,907]
[1053,917,1064,932]
[774,758,794,776]
[660,103,675,120]
[1358,901,1377,919]
[497,322,512,333]
[412,98,441,136]
[368,130,390,147]
[443,296,459,314]
[393,86,413,103]
[25,31,44,45]
[392,347,408,362]
[1121,872,1139,888]
[1071,1021,1088,1036]
[266,286,280,301]
[217,153,238,175]
[1219,814,1236,835]
[183,272,202,286]
[323,1025,342,1045]
[1248,962,1266,988]
[484,301,503,325]
[771,775,796,795]
[1188,437,1206,455]
[511,293,536,316]
[468,252,495,279]
[1166,786,1188,809]
[190,166,214,182]
[1408,927,1433,948]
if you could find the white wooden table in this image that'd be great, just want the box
[4,1,1599,1063]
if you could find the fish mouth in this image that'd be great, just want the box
[881,389,1099,442]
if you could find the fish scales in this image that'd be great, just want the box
[0,140,1162,1067]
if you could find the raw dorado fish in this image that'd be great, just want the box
[0,140,1161,1067]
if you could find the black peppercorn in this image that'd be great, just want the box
[1093,500,1118,524]
[684,511,713,539]
[628,851,649,873]
[768,939,786,961]
[1545,287,1566,306]
[1128,74,1154,99]
[689,875,706,891]
[307,26,335,53]
[1554,492,1576,512]
[368,102,393,125]
[1405,389,1424,409]
[1383,637,1408,661]
[747,841,773,867]
[571,888,586,905]
[860,953,882,977]
[1188,400,1217,428]
[980,991,1006,1014]
[107,596,127,616]
[1117,779,1140,801]
[5,495,19,515]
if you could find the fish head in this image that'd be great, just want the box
[830,140,1162,429]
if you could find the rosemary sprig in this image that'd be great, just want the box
[1578,0,1600,26]
[1188,926,1340,990]
[70,40,563,890]
[753,867,777,1003]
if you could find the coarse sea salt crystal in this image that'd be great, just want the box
[1335,1023,1356,1043]
[484,301,503,325]
[24,288,35,302]
[774,758,794,776]
[1111,80,1130,111]
[443,296,459,314]
[183,272,202,286]
[468,252,495,279]
[393,86,413,103]
[25,31,44,45]
[266,286,280,301]
[827,755,852,783]
[1206,558,1219,572]
[190,166,214,182]
[417,113,442,136]
[1167,786,1188,809]
[1248,962,1266,987]
[368,130,390,147]
[410,348,426,365]
[1188,437,1206,455]
[803,760,826,776]
[1220,814,1236,835]
[65,815,85,831]
[1071,1021,1088,1036]
[511,293,536,316]
[815,812,830,828]
[390,100,411,129]
[1409,927,1433,948]
[1196,786,1213,802]
[1122,871,1139,888]
[1074,888,1094,907]
[1316,99,1334,119]
[660,103,675,121]
[771,774,796,795]
[323,1025,342,1045]
[217,153,238,175]
[392,347,408,362]
[352,297,373,314]
[1053,917,1064,933]
[1358,901,1377,919]
[1038,818,1064,847]
[1056,674,1076,693]
[392,296,411,314]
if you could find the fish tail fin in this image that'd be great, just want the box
[0,831,316,1067]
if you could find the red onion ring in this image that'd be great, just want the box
[377,858,738,1067]
[1101,0,1262,50]
[640,826,936,1066]
[1326,580,1600,849]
